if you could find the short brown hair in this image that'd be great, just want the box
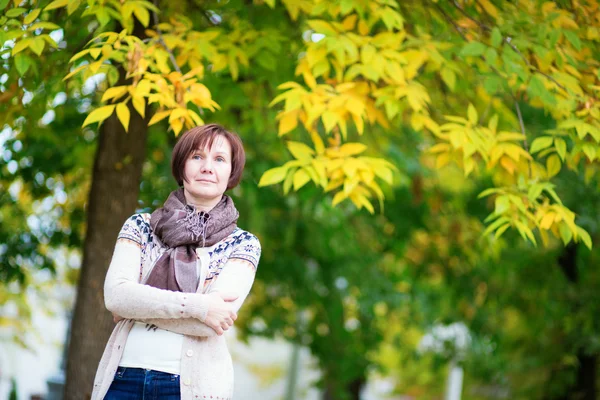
[171,124,246,190]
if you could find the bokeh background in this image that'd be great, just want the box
[2,0,600,399]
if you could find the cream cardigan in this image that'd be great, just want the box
[91,213,261,400]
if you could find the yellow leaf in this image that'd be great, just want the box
[169,108,187,123]
[478,0,498,18]
[322,111,338,133]
[82,105,116,127]
[500,156,516,175]
[352,113,364,135]
[467,103,478,124]
[339,142,367,156]
[342,158,360,178]
[283,168,295,194]
[287,141,315,161]
[307,20,338,36]
[116,102,130,131]
[310,131,325,155]
[24,9,41,25]
[373,166,393,184]
[356,193,374,214]
[342,15,357,31]
[135,79,151,97]
[325,178,344,192]
[358,19,369,35]
[133,5,150,27]
[293,169,311,190]
[361,44,376,64]
[148,110,171,126]
[11,39,31,56]
[102,86,129,103]
[44,0,68,11]
[345,97,365,117]
[332,190,347,206]
[312,159,328,187]
[546,154,561,177]
[258,166,288,187]
[540,212,555,230]
[278,112,298,136]
[132,96,145,118]
[29,37,47,57]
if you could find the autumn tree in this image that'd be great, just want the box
[2,0,600,399]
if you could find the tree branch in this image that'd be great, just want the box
[429,0,532,171]
[450,0,568,93]
[152,0,181,74]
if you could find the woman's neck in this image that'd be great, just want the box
[184,192,222,213]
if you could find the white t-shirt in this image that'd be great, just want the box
[118,246,213,374]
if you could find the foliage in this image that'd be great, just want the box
[2,0,600,398]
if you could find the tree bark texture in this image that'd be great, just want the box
[554,243,598,400]
[64,104,148,399]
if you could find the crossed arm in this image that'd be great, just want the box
[104,239,257,337]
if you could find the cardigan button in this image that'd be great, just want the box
[183,378,191,386]
[186,349,194,357]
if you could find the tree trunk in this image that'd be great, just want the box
[322,377,365,400]
[553,243,598,400]
[64,103,148,399]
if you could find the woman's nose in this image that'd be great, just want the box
[201,159,213,173]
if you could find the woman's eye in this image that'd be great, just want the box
[216,157,225,162]
[192,154,202,160]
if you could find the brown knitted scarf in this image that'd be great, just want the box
[145,188,239,293]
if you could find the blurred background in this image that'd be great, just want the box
[2,0,600,399]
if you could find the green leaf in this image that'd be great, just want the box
[44,0,68,11]
[491,27,503,47]
[548,29,561,47]
[14,53,31,76]
[494,195,509,214]
[527,75,545,98]
[576,226,592,249]
[530,136,554,154]
[484,75,502,94]
[563,30,581,51]
[559,222,573,245]
[484,47,498,64]
[482,216,510,237]
[5,7,27,17]
[554,138,567,160]
[460,41,486,57]
[440,67,456,91]
[259,166,288,187]
[546,154,561,177]
[0,0,10,11]
[29,37,45,56]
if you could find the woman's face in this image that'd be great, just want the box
[183,135,232,207]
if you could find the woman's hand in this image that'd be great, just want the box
[204,292,238,335]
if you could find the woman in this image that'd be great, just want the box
[91,124,261,400]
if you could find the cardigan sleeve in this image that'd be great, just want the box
[104,215,210,322]
[138,234,262,337]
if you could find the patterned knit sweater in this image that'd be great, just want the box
[91,213,261,400]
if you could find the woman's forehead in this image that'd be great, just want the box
[195,135,231,152]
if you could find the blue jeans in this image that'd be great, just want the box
[104,367,180,400]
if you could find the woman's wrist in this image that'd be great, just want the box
[181,293,209,321]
